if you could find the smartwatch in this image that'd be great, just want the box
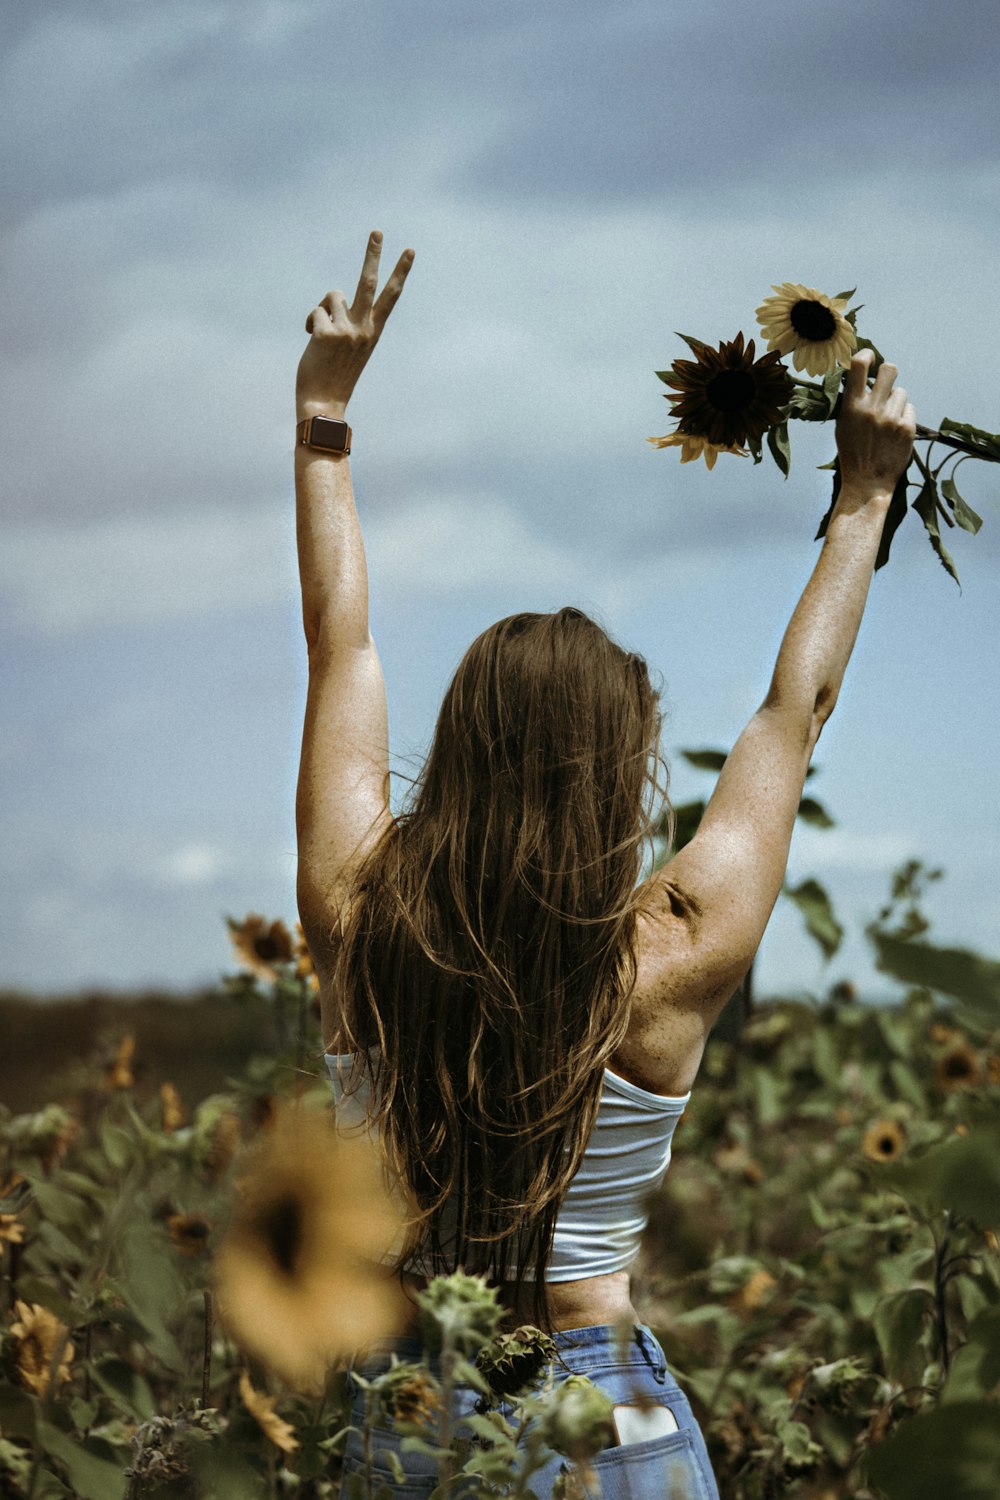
[296,415,352,455]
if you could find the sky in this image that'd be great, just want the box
[2,0,999,1002]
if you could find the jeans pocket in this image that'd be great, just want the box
[572,1427,713,1500]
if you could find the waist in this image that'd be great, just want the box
[397,1268,637,1335]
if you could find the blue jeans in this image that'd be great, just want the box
[338,1322,720,1499]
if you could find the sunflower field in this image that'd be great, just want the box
[1,860,999,1500]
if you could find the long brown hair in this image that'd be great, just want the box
[330,607,670,1333]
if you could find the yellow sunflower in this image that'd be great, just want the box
[861,1119,906,1162]
[755,283,857,377]
[160,1082,185,1134]
[935,1043,982,1091]
[0,1214,25,1245]
[104,1033,136,1091]
[228,914,295,983]
[9,1301,75,1399]
[646,431,749,471]
[239,1370,299,1454]
[655,331,794,451]
[214,1103,412,1391]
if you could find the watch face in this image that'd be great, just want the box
[309,416,349,450]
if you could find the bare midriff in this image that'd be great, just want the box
[398,1268,639,1335]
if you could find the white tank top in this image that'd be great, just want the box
[324,1051,690,1281]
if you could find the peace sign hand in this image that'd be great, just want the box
[296,231,414,420]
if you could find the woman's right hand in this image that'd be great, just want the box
[834,349,916,498]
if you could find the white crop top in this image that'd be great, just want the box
[324,1050,690,1282]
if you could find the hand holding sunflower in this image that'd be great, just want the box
[649,281,998,583]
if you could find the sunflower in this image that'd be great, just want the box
[228,914,295,984]
[730,1268,777,1316]
[105,1033,136,1091]
[166,1213,213,1258]
[160,1082,185,1134]
[656,332,793,451]
[861,1119,906,1162]
[755,283,857,377]
[238,1370,299,1454]
[9,1301,75,1398]
[0,1214,25,1244]
[293,920,321,995]
[646,430,749,471]
[214,1103,411,1391]
[935,1042,982,1092]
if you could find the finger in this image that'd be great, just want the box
[351,229,384,316]
[305,303,334,336]
[372,248,415,327]
[845,348,874,400]
[320,288,350,326]
[871,359,898,401]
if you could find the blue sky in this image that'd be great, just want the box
[2,0,998,999]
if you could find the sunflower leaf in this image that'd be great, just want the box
[766,420,791,478]
[833,288,857,303]
[783,879,843,961]
[853,335,885,373]
[873,470,910,571]
[814,462,841,541]
[821,370,844,417]
[938,417,1000,461]
[680,749,729,773]
[673,332,712,357]
[912,480,961,586]
[797,796,834,829]
[940,474,983,534]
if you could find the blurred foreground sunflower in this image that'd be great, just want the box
[654,332,793,452]
[862,1119,906,1162]
[228,914,295,983]
[9,1301,75,1398]
[755,283,856,377]
[214,1103,412,1391]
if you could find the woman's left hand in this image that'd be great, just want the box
[296,230,414,420]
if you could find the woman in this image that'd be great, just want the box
[294,232,916,1498]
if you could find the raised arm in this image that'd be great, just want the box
[636,351,917,1036]
[294,232,414,997]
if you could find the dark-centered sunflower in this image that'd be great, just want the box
[656,332,793,451]
[756,283,856,377]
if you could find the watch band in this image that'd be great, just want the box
[296,415,352,455]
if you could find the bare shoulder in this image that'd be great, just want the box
[612,873,735,1097]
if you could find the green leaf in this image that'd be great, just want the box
[796,796,834,829]
[940,473,983,534]
[832,288,857,303]
[36,1421,126,1500]
[874,467,911,572]
[821,369,844,417]
[673,332,713,358]
[0,1386,37,1441]
[766,420,791,478]
[939,417,1000,462]
[862,1400,1000,1499]
[873,1288,935,1386]
[868,931,1000,1023]
[912,479,960,585]
[891,1129,1000,1226]
[89,1357,156,1421]
[680,748,728,773]
[784,879,843,961]
[853,334,885,371]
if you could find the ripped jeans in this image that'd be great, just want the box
[338,1321,720,1499]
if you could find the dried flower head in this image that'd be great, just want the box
[228,914,295,983]
[935,1043,982,1092]
[862,1119,906,1163]
[215,1104,410,1391]
[416,1271,504,1357]
[538,1374,615,1464]
[476,1324,558,1400]
[9,1300,75,1398]
[656,330,794,450]
[375,1365,444,1430]
[238,1370,299,1453]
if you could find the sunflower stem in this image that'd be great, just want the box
[201,1289,213,1407]
[436,1330,458,1495]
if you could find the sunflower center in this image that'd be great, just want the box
[261,1194,304,1277]
[878,1136,896,1156]
[254,937,282,962]
[705,368,756,413]
[945,1055,973,1078]
[789,300,836,342]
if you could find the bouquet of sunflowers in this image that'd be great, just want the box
[649,283,999,582]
